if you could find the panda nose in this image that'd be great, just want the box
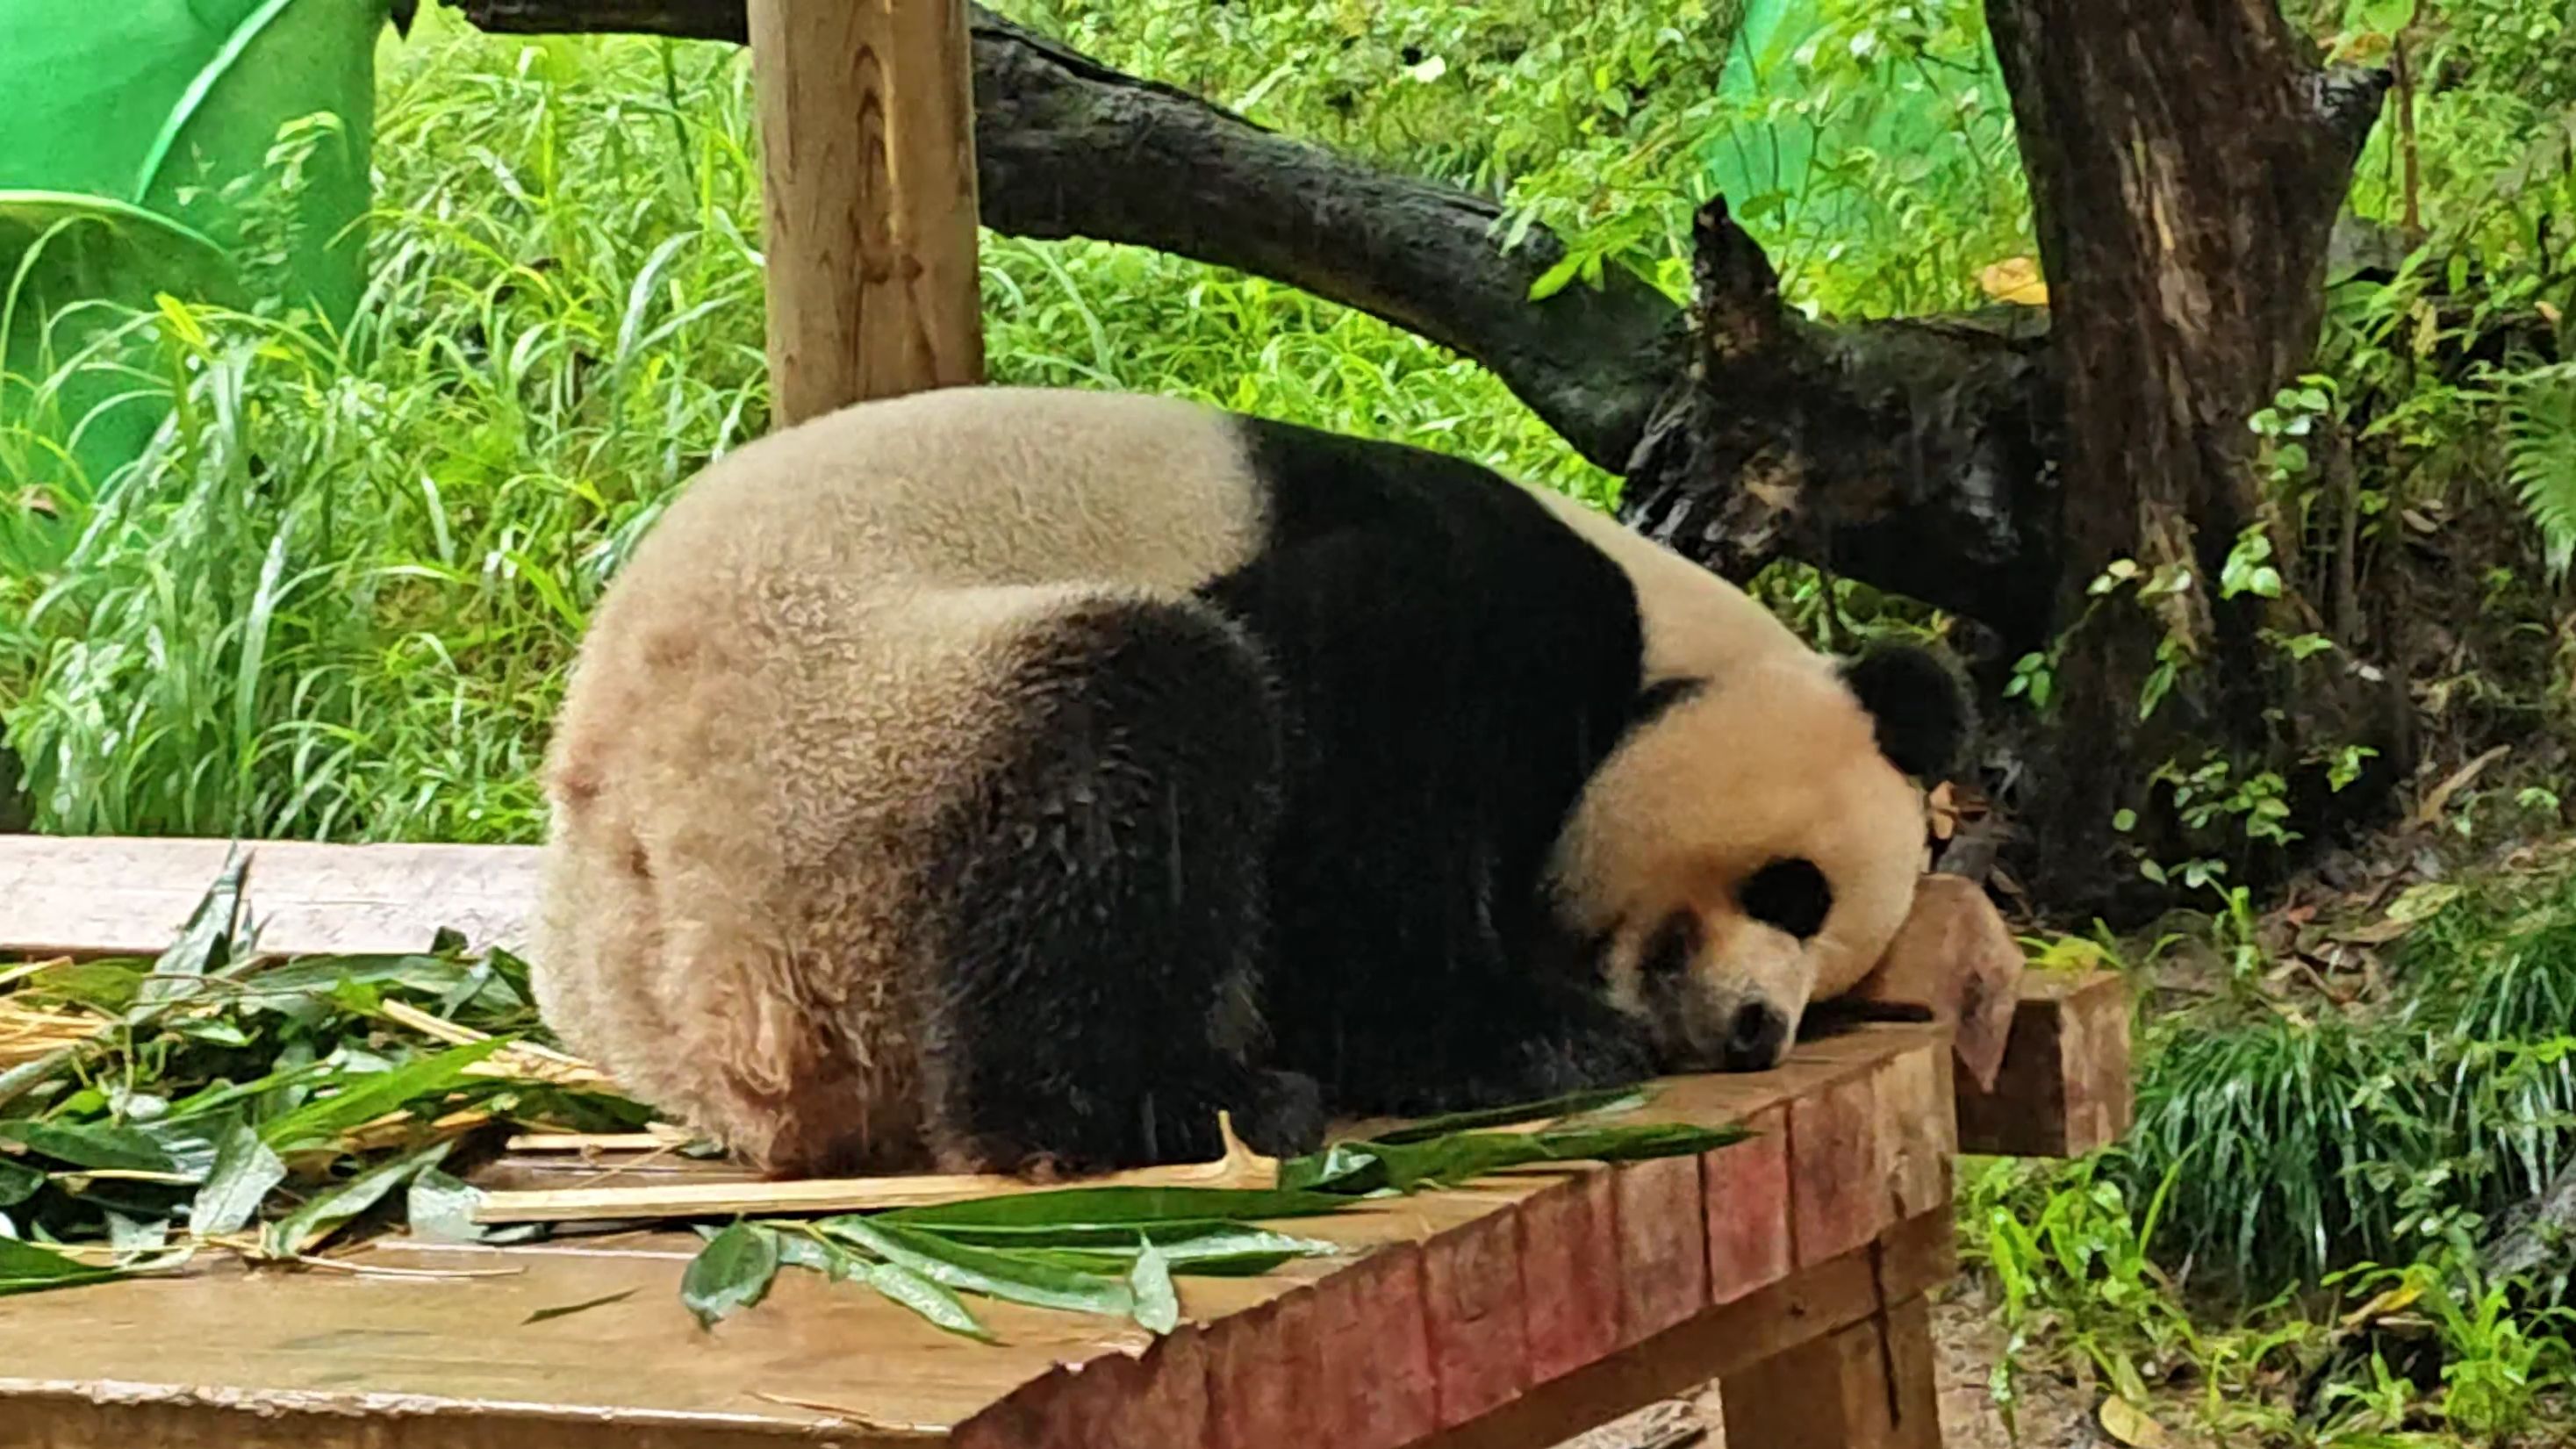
[1719,1002,1789,1071]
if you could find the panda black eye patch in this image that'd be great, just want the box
[1740,858,1832,939]
[1639,911,1698,980]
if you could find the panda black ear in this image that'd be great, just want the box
[1838,643,1973,781]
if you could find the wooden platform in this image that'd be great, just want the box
[0,836,2134,1448]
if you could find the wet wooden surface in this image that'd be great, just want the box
[0,837,2133,1446]
[0,836,540,960]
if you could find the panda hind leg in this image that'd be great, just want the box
[919,595,1317,1177]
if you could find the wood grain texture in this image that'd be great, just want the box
[0,836,539,959]
[1402,1209,1955,1449]
[1955,969,2134,1158]
[1422,1204,1530,1426]
[1718,1294,1943,1449]
[1788,1062,1887,1269]
[1612,1154,1709,1348]
[746,0,984,422]
[1703,1104,1791,1305]
[1517,1171,1619,1384]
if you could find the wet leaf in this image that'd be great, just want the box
[1281,1120,1744,1194]
[268,1140,456,1255]
[0,1157,43,1208]
[1369,1085,1649,1144]
[258,1037,512,1151]
[860,1259,995,1342]
[823,1216,1133,1317]
[0,1120,186,1177]
[190,1118,287,1237]
[682,1222,779,1329]
[0,1237,125,1297]
[1129,1238,1180,1334]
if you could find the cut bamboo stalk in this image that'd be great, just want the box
[473,1114,1281,1224]
[502,1126,696,1153]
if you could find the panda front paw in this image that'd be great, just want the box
[1235,1068,1328,1158]
[1508,1012,1657,1098]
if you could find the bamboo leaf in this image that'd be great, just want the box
[0,1158,46,1208]
[0,1121,186,1177]
[1367,1085,1650,1144]
[266,1140,455,1256]
[822,1217,1134,1318]
[860,1259,996,1343]
[1281,1120,1744,1194]
[190,1117,287,1237]
[258,1037,513,1151]
[136,850,248,1008]
[682,1223,780,1330]
[1129,1238,1180,1334]
[0,1237,125,1297]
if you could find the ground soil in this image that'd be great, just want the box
[1553,1285,2100,1449]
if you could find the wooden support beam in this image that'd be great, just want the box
[1719,1292,1943,1449]
[746,0,983,425]
[1954,970,2133,1158]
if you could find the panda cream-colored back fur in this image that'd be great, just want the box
[535,386,1969,1179]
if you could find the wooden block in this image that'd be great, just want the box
[1422,1203,1529,1425]
[1612,1153,1708,1348]
[1403,1209,1955,1449]
[1955,970,2133,1158]
[1788,1066,1884,1268]
[955,1327,1212,1449]
[1703,1104,1791,1305]
[1517,1172,1619,1384]
[1316,1246,1437,1449]
[1717,1294,1943,1449]
[0,836,541,960]
[1879,1041,1956,1221]
[1204,1289,1320,1449]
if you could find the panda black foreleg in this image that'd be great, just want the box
[915,597,1324,1177]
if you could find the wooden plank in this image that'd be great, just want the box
[0,836,539,959]
[1397,1209,1955,1449]
[1422,1202,1530,1426]
[747,0,983,425]
[0,1234,1142,1445]
[1718,1294,1943,1449]
[1787,1060,1887,1268]
[1516,1170,1619,1384]
[1703,1104,1791,1305]
[1612,1154,1708,1348]
[1955,969,2133,1158]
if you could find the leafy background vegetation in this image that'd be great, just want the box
[4,0,2575,1442]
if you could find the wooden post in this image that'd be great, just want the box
[745,0,984,426]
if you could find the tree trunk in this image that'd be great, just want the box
[456,0,2404,921]
[1983,0,2404,913]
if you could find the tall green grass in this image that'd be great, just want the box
[0,20,1604,843]
[2106,867,2576,1294]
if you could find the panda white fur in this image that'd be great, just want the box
[534,385,1970,1179]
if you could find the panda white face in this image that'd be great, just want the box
[1552,659,1940,1072]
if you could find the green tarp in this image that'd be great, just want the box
[2,0,396,496]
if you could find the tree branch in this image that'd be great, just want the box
[454,0,2065,636]
[458,0,1685,465]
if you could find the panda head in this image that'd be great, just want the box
[1553,641,1972,1073]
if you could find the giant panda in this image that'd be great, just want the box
[532,385,1970,1180]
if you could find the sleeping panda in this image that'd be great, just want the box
[532,385,1970,1180]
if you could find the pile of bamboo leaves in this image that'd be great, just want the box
[1,861,1741,1340]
